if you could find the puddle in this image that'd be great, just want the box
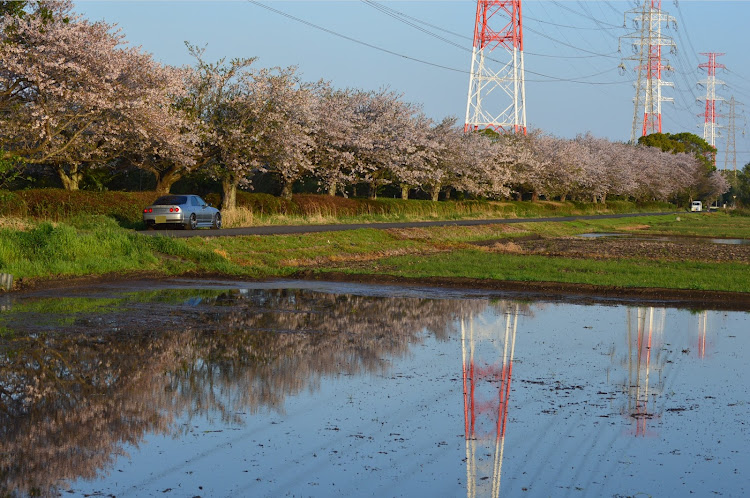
[578,232,750,245]
[1,280,748,496]
[711,238,750,245]
[577,232,627,238]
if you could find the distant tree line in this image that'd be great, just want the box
[0,1,731,210]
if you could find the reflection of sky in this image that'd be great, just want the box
[44,290,750,497]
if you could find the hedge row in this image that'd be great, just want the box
[0,189,677,228]
[0,190,157,226]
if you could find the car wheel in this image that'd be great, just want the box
[185,213,197,230]
[211,213,222,229]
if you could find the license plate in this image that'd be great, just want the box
[155,215,167,224]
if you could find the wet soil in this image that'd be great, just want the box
[469,234,750,263]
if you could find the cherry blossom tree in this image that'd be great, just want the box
[388,113,442,200]
[347,89,420,199]
[251,66,319,200]
[452,130,514,199]
[183,43,257,209]
[310,85,360,196]
[0,1,193,190]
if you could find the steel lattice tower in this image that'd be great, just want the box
[723,96,744,175]
[620,1,675,142]
[697,52,725,149]
[464,0,526,134]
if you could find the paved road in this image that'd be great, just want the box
[138,211,678,238]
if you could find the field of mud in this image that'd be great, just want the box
[470,233,750,263]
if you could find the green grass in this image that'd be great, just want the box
[185,228,423,277]
[0,215,244,279]
[326,249,750,293]
[1,211,748,294]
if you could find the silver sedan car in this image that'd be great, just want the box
[143,195,222,230]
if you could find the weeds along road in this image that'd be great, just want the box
[139,211,678,238]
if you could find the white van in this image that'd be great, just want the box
[691,201,702,212]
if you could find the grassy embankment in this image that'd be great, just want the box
[1,189,748,293]
[186,212,750,293]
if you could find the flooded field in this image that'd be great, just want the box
[1,279,748,497]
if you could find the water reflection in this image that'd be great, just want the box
[0,287,486,496]
[462,304,521,498]
[0,282,746,497]
[618,308,667,437]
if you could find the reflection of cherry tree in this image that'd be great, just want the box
[0,288,489,496]
[0,328,190,496]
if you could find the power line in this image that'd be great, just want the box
[524,24,621,59]
[245,0,468,75]
[362,0,620,62]
[246,0,627,86]
[550,0,623,29]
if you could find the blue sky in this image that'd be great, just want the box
[75,1,750,170]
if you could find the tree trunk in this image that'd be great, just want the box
[401,184,410,200]
[154,166,184,195]
[531,191,539,202]
[515,191,523,201]
[560,193,567,202]
[592,194,598,203]
[430,185,440,202]
[368,183,377,200]
[327,182,337,196]
[280,180,293,200]
[55,164,82,191]
[444,188,451,201]
[221,177,238,211]
[601,193,607,204]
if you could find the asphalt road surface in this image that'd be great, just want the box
[138,211,677,238]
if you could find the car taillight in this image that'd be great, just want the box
[143,208,152,213]
[169,207,180,212]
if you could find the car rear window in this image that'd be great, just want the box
[153,196,188,205]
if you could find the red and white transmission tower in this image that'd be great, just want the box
[619,1,676,142]
[697,52,726,149]
[464,0,526,134]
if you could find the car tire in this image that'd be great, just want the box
[186,213,197,230]
[211,213,222,229]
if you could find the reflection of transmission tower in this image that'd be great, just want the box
[622,307,666,437]
[464,0,526,134]
[461,305,519,498]
[619,1,676,142]
[696,310,711,359]
[723,96,745,175]
[697,52,726,152]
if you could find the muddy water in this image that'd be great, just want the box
[1,279,748,497]
[578,232,750,245]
